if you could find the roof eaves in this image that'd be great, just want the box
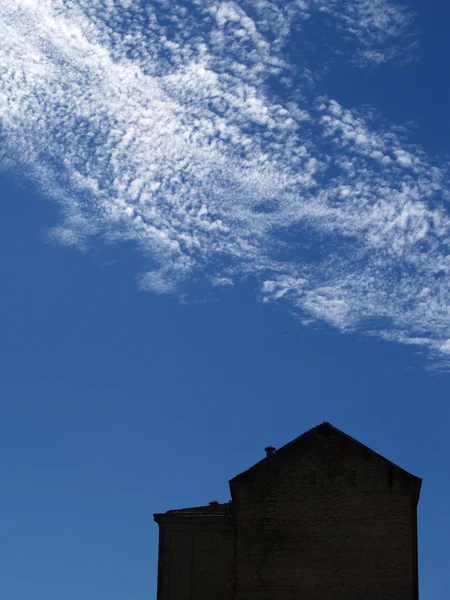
[153,502,233,523]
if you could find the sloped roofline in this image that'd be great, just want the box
[153,502,233,523]
[228,421,422,496]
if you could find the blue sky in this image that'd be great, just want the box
[0,0,449,598]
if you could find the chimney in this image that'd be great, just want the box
[265,445,276,458]
[209,500,219,506]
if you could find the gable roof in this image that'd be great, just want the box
[229,422,422,496]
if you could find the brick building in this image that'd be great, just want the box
[153,421,422,600]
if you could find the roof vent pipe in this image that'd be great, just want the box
[265,446,276,458]
[209,500,219,506]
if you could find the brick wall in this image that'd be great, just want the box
[231,428,418,600]
[154,424,420,600]
[156,516,234,600]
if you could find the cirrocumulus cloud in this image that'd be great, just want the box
[1,0,450,361]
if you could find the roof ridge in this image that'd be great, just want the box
[229,421,422,485]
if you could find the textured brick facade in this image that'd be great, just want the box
[153,422,422,600]
[154,505,234,600]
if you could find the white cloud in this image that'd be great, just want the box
[1,0,450,362]
[212,276,234,287]
[305,0,417,67]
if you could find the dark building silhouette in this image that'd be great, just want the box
[153,422,422,600]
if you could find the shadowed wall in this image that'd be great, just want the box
[154,422,421,600]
